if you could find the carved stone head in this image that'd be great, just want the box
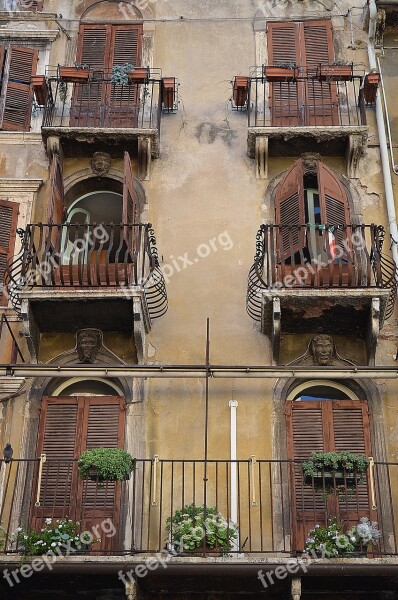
[301,152,321,174]
[310,334,335,366]
[91,152,111,177]
[76,329,102,363]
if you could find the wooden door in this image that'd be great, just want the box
[31,396,126,552]
[267,20,338,126]
[71,24,142,128]
[286,399,375,553]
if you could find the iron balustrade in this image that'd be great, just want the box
[247,66,366,128]
[4,223,168,320]
[42,67,163,130]
[247,224,397,322]
[0,458,397,556]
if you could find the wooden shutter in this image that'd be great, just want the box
[275,159,305,258]
[108,25,142,127]
[46,154,64,224]
[32,396,125,549]
[19,0,43,10]
[0,200,18,306]
[318,161,350,256]
[287,398,374,552]
[302,21,337,125]
[1,46,37,131]
[71,25,109,127]
[267,22,300,126]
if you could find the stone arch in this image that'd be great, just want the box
[80,0,153,22]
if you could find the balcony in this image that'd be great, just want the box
[244,66,368,178]
[40,67,174,178]
[4,223,167,359]
[0,456,397,590]
[246,224,396,362]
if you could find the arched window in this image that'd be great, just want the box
[286,383,375,551]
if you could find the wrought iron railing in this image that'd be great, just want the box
[42,67,163,130]
[246,224,397,322]
[247,66,366,128]
[0,458,396,556]
[4,223,168,320]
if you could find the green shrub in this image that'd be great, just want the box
[77,447,134,481]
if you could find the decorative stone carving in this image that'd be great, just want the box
[291,576,301,600]
[90,152,111,177]
[76,328,102,363]
[286,334,356,366]
[301,152,321,174]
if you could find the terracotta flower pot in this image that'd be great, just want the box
[162,77,176,109]
[263,66,296,82]
[59,66,90,83]
[31,74,48,105]
[233,76,249,107]
[128,67,150,84]
[317,64,353,81]
[364,72,380,104]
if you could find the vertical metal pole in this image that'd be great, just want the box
[203,318,210,536]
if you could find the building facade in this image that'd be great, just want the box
[0,0,398,598]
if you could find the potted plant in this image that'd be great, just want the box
[59,64,90,83]
[347,517,381,554]
[232,75,249,108]
[165,503,238,554]
[14,518,91,558]
[162,77,176,110]
[317,61,353,81]
[77,447,135,482]
[263,62,297,82]
[364,71,380,105]
[305,518,356,558]
[302,451,368,487]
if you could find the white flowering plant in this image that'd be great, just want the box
[347,517,381,549]
[305,517,381,558]
[15,518,91,556]
[165,504,238,554]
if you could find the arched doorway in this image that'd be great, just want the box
[286,381,375,552]
[31,381,126,552]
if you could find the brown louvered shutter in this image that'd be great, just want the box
[108,25,142,127]
[32,396,125,550]
[19,0,43,10]
[287,398,374,552]
[46,154,64,223]
[302,21,337,125]
[275,159,305,258]
[1,46,37,131]
[267,22,300,126]
[71,24,109,127]
[0,200,18,306]
[318,161,350,254]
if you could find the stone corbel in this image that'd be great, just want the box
[346,133,366,178]
[20,299,39,364]
[46,135,63,164]
[138,136,151,181]
[133,296,149,364]
[272,297,281,364]
[367,296,380,366]
[125,579,138,600]
[255,135,268,180]
[291,577,301,600]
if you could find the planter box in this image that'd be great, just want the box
[87,468,130,482]
[317,64,353,81]
[31,75,48,105]
[162,77,176,109]
[128,67,150,84]
[233,76,249,107]
[364,72,380,104]
[263,66,296,82]
[305,471,357,486]
[59,67,90,83]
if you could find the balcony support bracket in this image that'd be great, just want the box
[291,577,301,600]
[20,298,39,363]
[125,579,138,600]
[255,135,268,180]
[138,136,152,181]
[271,297,281,364]
[46,134,62,161]
[367,296,381,366]
[346,132,367,178]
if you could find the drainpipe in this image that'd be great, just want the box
[368,0,398,269]
[229,399,239,550]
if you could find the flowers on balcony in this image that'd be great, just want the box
[305,517,381,558]
[166,504,238,554]
[14,518,91,557]
[77,447,135,482]
[302,451,368,489]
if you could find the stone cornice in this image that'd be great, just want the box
[0,178,42,192]
[0,27,59,41]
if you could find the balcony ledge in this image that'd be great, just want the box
[259,287,390,364]
[247,126,368,179]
